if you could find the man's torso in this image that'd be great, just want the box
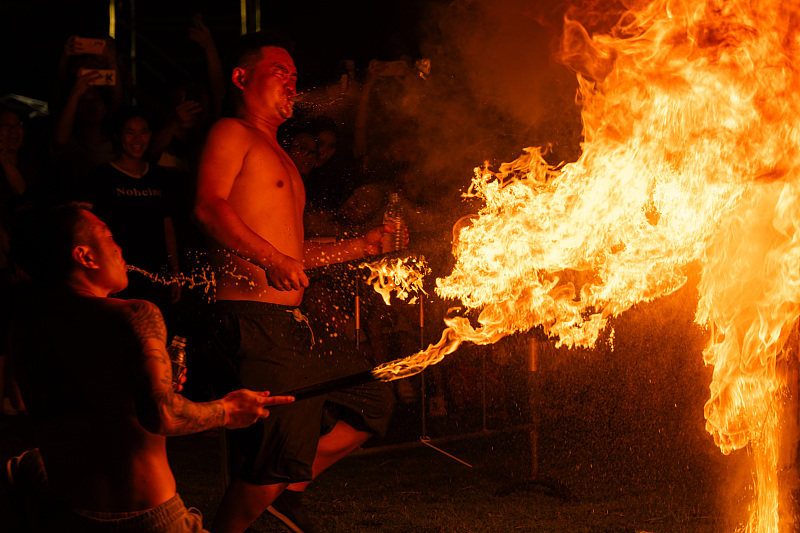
[210,118,306,305]
[9,287,176,512]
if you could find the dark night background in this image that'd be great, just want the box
[0,0,585,164]
[0,1,429,105]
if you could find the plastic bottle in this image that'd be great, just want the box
[382,192,406,254]
[167,335,187,389]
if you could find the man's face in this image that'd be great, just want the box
[82,211,128,293]
[240,46,297,123]
[77,87,107,125]
[315,130,336,166]
[288,132,318,177]
[0,110,24,152]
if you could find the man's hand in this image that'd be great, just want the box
[221,390,294,429]
[173,99,203,129]
[71,69,102,98]
[363,223,409,256]
[173,367,187,392]
[264,252,309,291]
[189,19,215,50]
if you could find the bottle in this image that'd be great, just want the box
[167,335,187,389]
[382,192,406,254]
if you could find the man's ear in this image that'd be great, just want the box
[73,245,99,270]
[232,67,247,90]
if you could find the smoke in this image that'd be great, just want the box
[415,0,583,185]
[364,0,589,261]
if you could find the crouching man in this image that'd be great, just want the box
[4,201,294,532]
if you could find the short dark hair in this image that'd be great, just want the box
[223,31,296,117]
[229,30,295,72]
[9,201,94,284]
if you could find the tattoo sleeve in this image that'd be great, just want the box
[126,300,168,347]
[125,301,225,436]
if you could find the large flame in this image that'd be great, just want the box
[376,0,800,530]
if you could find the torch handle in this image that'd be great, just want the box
[304,249,414,280]
[275,370,378,401]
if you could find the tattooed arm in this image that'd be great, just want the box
[123,299,293,436]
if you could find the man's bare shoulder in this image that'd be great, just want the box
[207,117,257,142]
[203,117,269,163]
[113,298,168,345]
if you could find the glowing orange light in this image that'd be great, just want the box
[373,0,800,530]
[362,255,430,306]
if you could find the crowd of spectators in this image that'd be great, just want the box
[0,18,461,421]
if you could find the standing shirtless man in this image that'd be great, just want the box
[193,32,395,533]
[5,201,293,532]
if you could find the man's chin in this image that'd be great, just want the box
[115,279,129,294]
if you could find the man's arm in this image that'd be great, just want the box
[303,223,396,269]
[124,299,292,436]
[193,119,308,291]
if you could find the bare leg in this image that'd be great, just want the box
[286,420,371,492]
[211,478,287,533]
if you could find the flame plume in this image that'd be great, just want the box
[374,0,800,530]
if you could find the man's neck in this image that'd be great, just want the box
[67,277,109,298]
[238,109,282,138]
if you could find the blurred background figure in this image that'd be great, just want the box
[80,106,181,326]
[51,35,124,195]
[0,105,28,420]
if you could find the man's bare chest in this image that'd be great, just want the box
[233,146,304,200]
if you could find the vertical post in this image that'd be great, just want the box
[420,293,427,439]
[355,280,360,352]
[108,0,116,38]
[419,293,425,349]
[528,335,540,480]
[481,350,487,431]
[241,0,261,35]
[254,0,262,32]
[129,0,137,100]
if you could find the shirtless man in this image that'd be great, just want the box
[5,201,294,532]
[193,32,395,533]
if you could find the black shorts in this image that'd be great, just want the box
[208,300,394,485]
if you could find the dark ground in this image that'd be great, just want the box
[0,397,739,533]
[1,277,757,532]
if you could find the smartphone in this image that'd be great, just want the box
[78,68,116,86]
[191,12,203,29]
[74,37,106,55]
